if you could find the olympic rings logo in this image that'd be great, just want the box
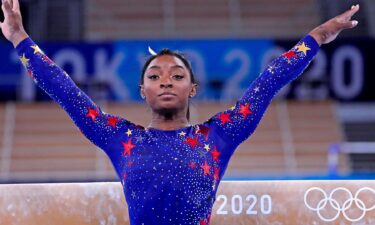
[304,187,375,222]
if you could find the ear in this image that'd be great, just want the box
[139,84,146,99]
[189,83,197,98]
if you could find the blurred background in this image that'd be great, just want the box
[0,0,374,183]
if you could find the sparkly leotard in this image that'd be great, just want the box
[16,35,319,225]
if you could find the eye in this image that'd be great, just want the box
[173,74,184,80]
[147,74,159,80]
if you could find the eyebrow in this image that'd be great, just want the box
[148,65,185,70]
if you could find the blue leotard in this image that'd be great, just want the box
[16,35,319,225]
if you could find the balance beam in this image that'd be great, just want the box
[1,181,374,224]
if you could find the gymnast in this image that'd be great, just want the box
[0,0,359,224]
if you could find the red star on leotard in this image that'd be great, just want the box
[189,162,197,169]
[107,117,119,128]
[282,50,297,60]
[127,160,134,167]
[210,145,221,162]
[184,136,201,149]
[42,55,54,65]
[238,103,253,119]
[122,138,135,156]
[217,112,231,125]
[200,219,208,225]
[194,125,210,140]
[201,161,211,176]
[86,107,99,122]
[214,167,220,180]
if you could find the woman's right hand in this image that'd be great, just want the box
[0,0,28,47]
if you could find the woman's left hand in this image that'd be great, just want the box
[309,4,360,46]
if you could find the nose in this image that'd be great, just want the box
[160,76,173,88]
[160,83,173,88]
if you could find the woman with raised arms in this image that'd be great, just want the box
[0,0,359,224]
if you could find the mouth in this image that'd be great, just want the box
[158,92,177,97]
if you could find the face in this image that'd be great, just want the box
[140,55,197,113]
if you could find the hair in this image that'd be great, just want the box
[139,49,197,121]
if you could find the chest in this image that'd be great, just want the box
[120,129,224,194]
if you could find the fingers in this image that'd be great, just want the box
[340,20,358,30]
[335,4,359,30]
[350,4,360,12]
[12,0,19,11]
[1,0,12,17]
[351,20,358,27]
[8,0,13,11]
[341,4,360,20]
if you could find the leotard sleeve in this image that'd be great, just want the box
[208,35,320,149]
[15,37,133,153]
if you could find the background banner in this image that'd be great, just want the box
[0,38,373,102]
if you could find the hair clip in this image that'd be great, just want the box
[148,46,157,56]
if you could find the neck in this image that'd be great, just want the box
[148,109,190,130]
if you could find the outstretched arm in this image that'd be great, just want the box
[0,0,132,152]
[209,5,360,148]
